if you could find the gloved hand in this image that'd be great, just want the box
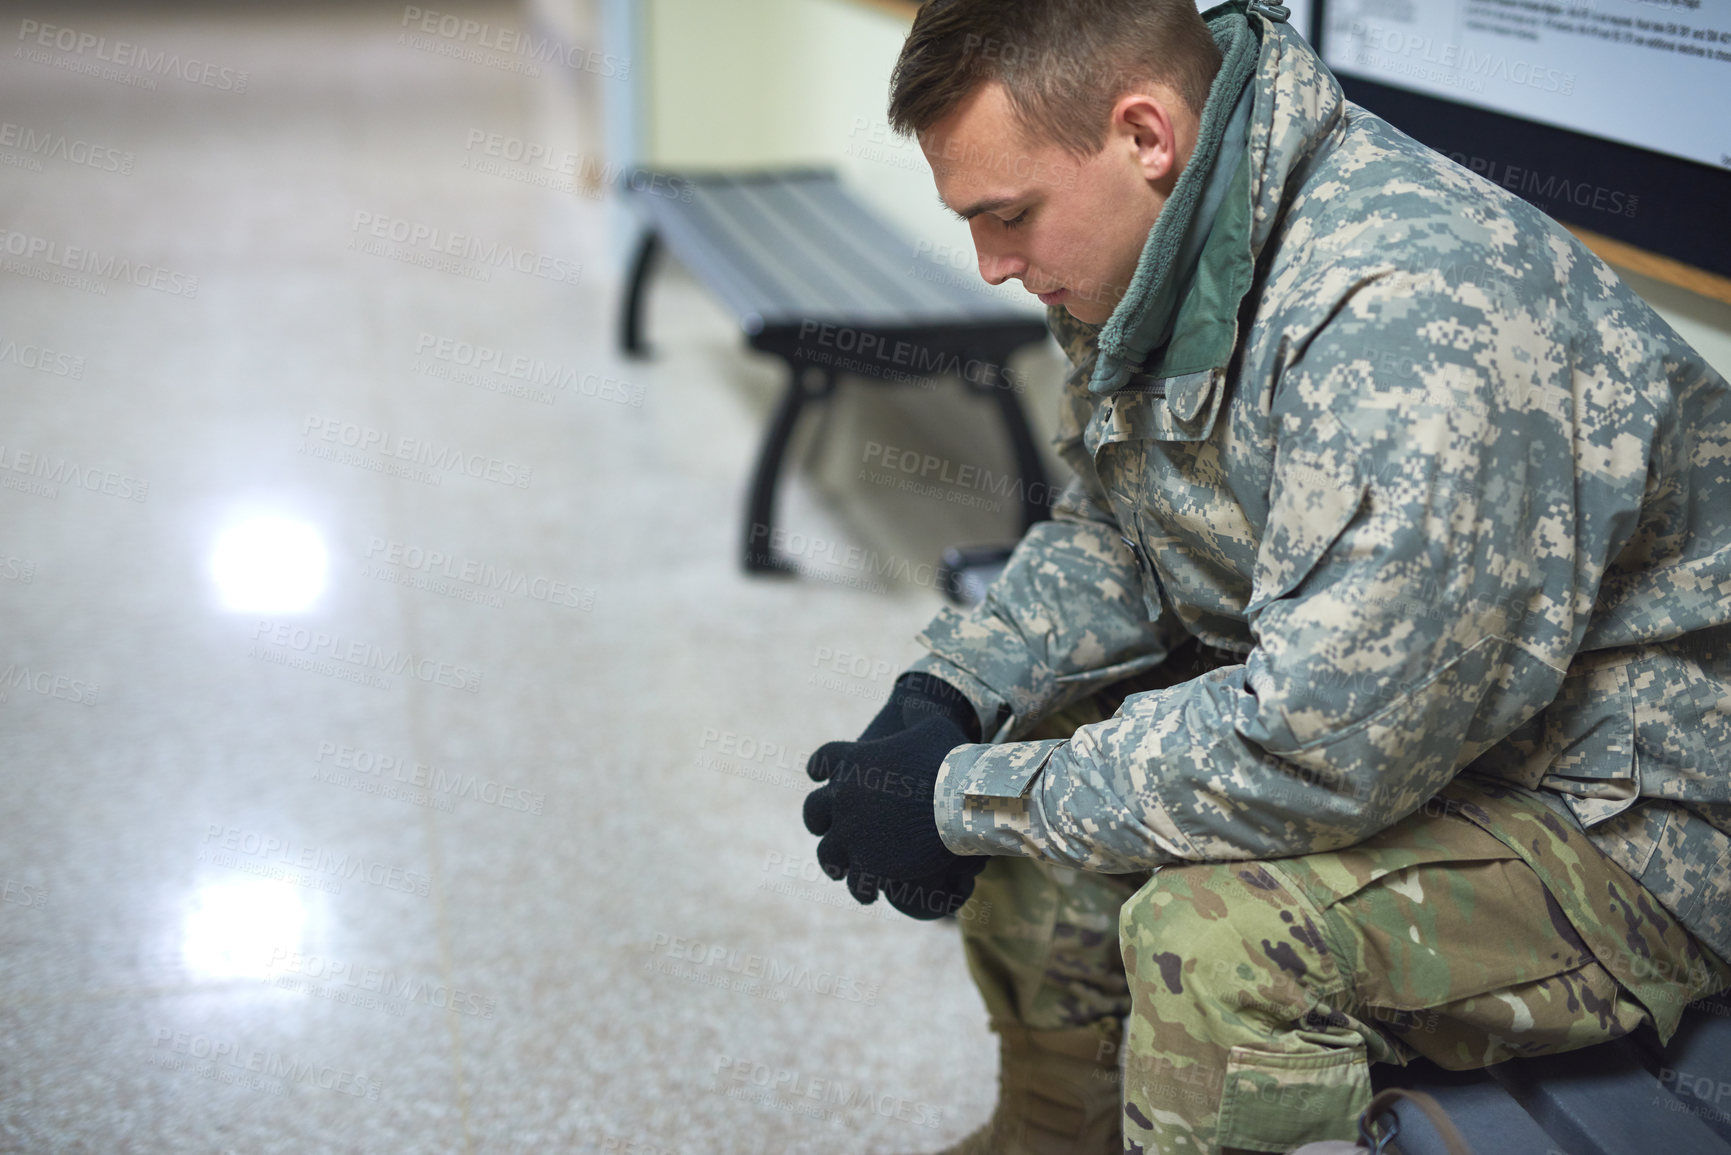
[877,855,989,921]
[802,674,988,919]
[850,670,984,744]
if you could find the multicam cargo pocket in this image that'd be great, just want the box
[1214,1044,1370,1151]
[1432,777,1718,1042]
[1271,793,1592,1016]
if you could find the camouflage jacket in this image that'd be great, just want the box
[907,4,1731,961]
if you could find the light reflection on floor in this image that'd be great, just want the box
[0,2,1019,1150]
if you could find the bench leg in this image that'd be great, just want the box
[620,228,659,359]
[744,363,835,575]
[983,357,1052,533]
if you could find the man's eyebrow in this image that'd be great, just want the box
[940,194,1018,221]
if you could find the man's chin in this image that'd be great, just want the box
[1062,300,1111,325]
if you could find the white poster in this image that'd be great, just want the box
[1323,0,1731,170]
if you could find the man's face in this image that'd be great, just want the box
[920,80,1191,325]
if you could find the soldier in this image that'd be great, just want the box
[800,1,1731,1152]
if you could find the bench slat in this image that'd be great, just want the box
[666,182,838,326]
[1649,1001,1731,1144]
[1489,1036,1730,1155]
[701,177,870,320]
[771,175,1007,322]
[747,176,942,321]
[625,168,1044,332]
[647,194,789,333]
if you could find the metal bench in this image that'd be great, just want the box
[617,166,1052,573]
[1368,996,1731,1153]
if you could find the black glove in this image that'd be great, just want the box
[877,857,988,921]
[851,670,984,744]
[802,674,987,918]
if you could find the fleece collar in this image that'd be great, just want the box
[1086,1,1275,395]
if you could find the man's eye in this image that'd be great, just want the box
[1002,210,1028,230]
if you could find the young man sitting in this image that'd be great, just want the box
[801,2,1731,1152]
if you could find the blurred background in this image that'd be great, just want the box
[1,1,1727,1152]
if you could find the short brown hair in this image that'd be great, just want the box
[888,0,1223,160]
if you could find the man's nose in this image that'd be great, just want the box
[976,247,1027,286]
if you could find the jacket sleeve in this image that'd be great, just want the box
[906,307,1185,743]
[934,273,1627,871]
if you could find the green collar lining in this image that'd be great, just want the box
[1088,1,1263,395]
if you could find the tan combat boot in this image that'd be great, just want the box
[924,1018,1123,1155]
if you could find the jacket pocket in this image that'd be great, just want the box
[1246,410,1367,617]
[1084,371,1223,459]
[1535,656,1640,827]
[1629,644,1731,805]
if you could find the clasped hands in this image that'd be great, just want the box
[802,674,988,920]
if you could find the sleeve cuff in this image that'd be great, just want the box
[933,739,1066,858]
[904,650,1013,743]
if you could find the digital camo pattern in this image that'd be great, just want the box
[1116,777,1731,1153]
[907,7,1731,962]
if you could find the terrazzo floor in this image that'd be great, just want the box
[0,2,1070,1151]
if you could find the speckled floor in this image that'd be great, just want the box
[0,3,1069,1151]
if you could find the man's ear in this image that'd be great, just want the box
[1111,90,1185,187]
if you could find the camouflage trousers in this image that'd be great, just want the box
[951,659,1731,1154]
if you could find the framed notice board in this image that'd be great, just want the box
[1309,0,1731,301]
